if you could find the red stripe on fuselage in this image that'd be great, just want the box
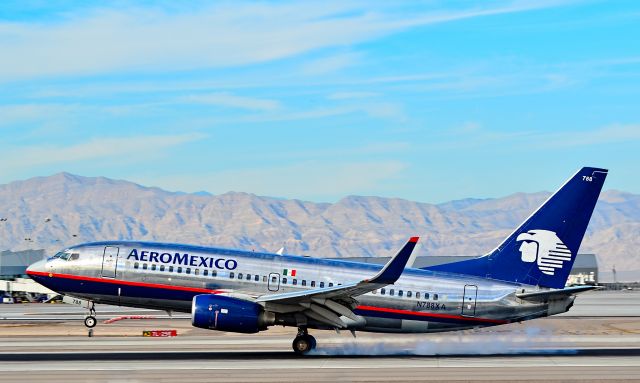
[27,271,508,325]
[26,270,223,294]
[355,305,508,324]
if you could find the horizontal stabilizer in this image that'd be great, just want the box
[516,285,600,302]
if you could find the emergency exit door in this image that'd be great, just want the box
[101,246,119,278]
[461,284,478,317]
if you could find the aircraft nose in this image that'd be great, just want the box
[26,259,47,277]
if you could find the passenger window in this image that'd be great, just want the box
[434,294,438,301]
[186,268,191,274]
[271,276,277,283]
[151,264,157,271]
[282,278,287,284]
[416,292,420,299]
[302,280,307,286]
[211,269,217,277]
[398,290,403,297]
[169,266,174,272]
[238,273,243,279]
[328,283,333,287]
[389,289,395,296]
[195,269,200,275]
[263,276,267,282]
[142,263,148,270]
[160,265,165,272]
[293,279,298,286]
[246,274,252,281]
[311,281,316,288]
[203,269,208,276]
[177,267,182,273]
[134,262,139,269]
[70,253,80,260]
[319,282,324,288]
[381,288,386,295]
[425,293,430,299]
[407,291,412,298]
[255,275,259,282]
[229,272,235,279]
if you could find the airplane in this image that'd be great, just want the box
[27,167,607,355]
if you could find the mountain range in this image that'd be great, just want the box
[1,173,638,279]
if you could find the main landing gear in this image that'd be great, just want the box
[292,327,317,355]
[84,301,97,328]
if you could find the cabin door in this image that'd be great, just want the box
[461,284,478,317]
[101,246,119,278]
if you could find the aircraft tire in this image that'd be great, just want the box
[292,335,314,355]
[308,335,317,350]
[84,316,97,328]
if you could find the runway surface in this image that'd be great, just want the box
[0,290,638,382]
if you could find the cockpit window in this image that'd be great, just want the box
[69,253,80,260]
[53,251,72,261]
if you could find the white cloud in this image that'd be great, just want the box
[180,93,281,111]
[139,160,408,201]
[0,104,79,126]
[0,1,575,81]
[430,123,640,151]
[301,52,362,75]
[239,102,406,123]
[543,124,640,148]
[4,133,205,169]
[328,91,380,100]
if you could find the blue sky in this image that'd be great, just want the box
[1,0,639,203]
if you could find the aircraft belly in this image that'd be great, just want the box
[400,319,429,332]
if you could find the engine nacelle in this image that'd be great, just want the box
[191,294,271,333]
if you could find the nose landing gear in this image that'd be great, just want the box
[292,327,316,355]
[84,301,97,328]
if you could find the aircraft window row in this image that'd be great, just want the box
[131,262,222,277]
[376,288,438,300]
[235,274,335,288]
[129,262,344,288]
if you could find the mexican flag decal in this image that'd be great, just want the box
[283,268,297,277]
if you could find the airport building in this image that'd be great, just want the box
[0,249,45,278]
[0,249,54,301]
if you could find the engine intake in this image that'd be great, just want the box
[191,294,272,333]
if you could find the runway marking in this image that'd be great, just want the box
[1,356,640,372]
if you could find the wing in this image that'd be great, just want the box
[256,237,419,328]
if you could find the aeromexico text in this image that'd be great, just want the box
[126,249,237,270]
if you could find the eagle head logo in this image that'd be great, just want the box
[516,229,572,276]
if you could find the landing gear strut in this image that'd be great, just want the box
[292,327,316,355]
[84,301,97,328]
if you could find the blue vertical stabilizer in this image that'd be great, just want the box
[424,167,608,288]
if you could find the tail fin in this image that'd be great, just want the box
[425,167,608,288]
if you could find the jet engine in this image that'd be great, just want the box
[191,294,274,333]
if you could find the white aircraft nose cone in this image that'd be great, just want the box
[26,259,47,276]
